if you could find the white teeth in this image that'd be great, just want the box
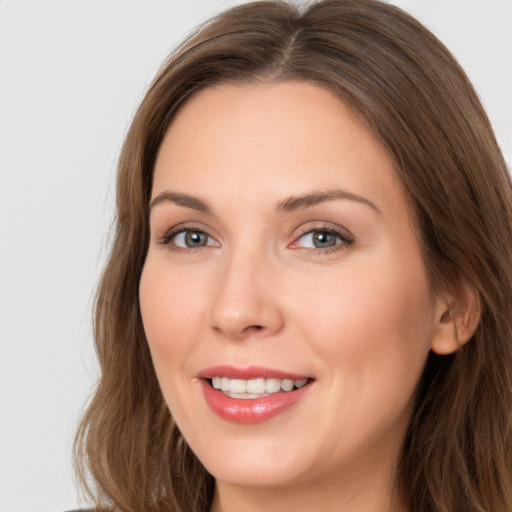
[265,378,281,393]
[230,379,247,393]
[221,377,230,392]
[246,378,266,394]
[281,379,294,392]
[227,392,263,399]
[294,378,307,389]
[210,376,309,396]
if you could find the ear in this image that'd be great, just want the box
[430,281,481,355]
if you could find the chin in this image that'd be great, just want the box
[190,434,311,489]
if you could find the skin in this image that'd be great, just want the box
[139,81,458,512]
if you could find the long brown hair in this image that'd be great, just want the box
[75,1,512,511]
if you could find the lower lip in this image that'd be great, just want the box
[200,380,312,424]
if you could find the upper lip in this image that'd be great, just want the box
[197,365,311,381]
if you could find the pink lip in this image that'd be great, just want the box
[197,365,314,424]
[197,365,309,381]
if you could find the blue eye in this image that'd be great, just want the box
[172,229,215,248]
[158,227,218,250]
[293,227,353,252]
[298,230,340,249]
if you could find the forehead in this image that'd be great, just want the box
[152,81,405,217]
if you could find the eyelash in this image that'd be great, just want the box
[157,224,215,253]
[291,225,354,255]
[157,224,355,255]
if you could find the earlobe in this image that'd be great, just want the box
[430,282,481,355]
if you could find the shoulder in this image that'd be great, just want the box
[61,508,113,512]
[61,509,98,512]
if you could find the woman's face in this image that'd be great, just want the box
[140,82,444,498]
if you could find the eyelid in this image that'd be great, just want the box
[154,220,354,254]
[289,223,355,253]
[173,230,218,248]
[156,222,220,249]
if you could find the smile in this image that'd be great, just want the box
[198,366,315,424]
[210,376,309,398]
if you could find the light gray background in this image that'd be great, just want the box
[1,1,510,511]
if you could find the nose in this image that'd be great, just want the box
[208,250,284,340]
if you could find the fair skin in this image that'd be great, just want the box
[139,81,464,512]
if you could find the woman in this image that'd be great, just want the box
[74,1,512,511]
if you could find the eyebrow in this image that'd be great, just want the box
[150,191,211,213]
[275,188,381,215]
[149,188,381,215]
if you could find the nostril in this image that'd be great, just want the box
[244,325,264,334]
[242,325,265,336]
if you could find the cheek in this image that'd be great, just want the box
[294,262,434,458]
[139,259,209,373]
[289,255,435,387]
